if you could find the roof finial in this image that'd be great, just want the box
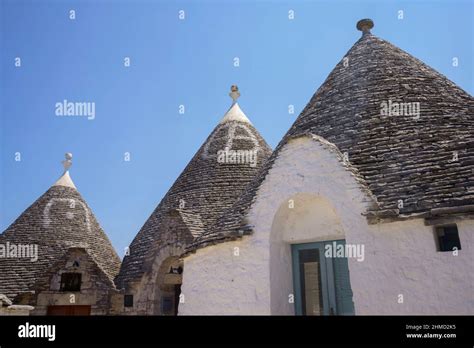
[62,152,73,172]
[229,85,240,103]
[356,18,374,35]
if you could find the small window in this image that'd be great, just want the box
[124,295,133,308]
[60,273,82,291]
[435,225,461,252]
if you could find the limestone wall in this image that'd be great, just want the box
[28,248,117,315]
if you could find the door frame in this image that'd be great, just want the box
[292,240,346,316]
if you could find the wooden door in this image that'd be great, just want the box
[292,240,355,315]
[47,305,91,316]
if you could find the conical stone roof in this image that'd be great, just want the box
[189,19,474,250]
[0,155,121,300]
[115,86,272,289]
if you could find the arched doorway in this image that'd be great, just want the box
[270,193,354,315]
[154,256,183,315]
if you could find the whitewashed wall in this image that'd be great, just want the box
[179,238,270,315]
[355,219,473,314]
[180,136,474,315]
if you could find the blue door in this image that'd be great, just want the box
[292,240,355,315]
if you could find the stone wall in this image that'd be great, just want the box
[25,248,118,315]
[0,305,34,316]
[114,245,185,315]
[0,295,33,315]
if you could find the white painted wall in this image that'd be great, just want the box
[355,219,474,314]
[180,136,474,315]
[179,238,270,315]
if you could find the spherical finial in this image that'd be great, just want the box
[229,85,240,103]
[62,153,73,171]
[356,18,374,34]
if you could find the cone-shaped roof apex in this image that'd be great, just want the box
[52,153,76,189]
[219,86,252,124]
[115,86,272,289]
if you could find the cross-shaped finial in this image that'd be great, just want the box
[62,153,73,172]
[229,85,240,103]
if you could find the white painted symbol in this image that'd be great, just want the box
[202,123,259,160]
[43,198,91,232]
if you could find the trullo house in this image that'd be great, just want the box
[115,86,273,314]
[145,19,471,315]
[0,154,121,315]
[1,19,472,316]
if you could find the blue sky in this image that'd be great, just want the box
[1,0,472,257]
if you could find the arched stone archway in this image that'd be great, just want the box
[129,244,185,315]
[153,256,183,315]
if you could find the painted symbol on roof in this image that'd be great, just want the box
[43,198,91,233]
[202,123,260,160]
